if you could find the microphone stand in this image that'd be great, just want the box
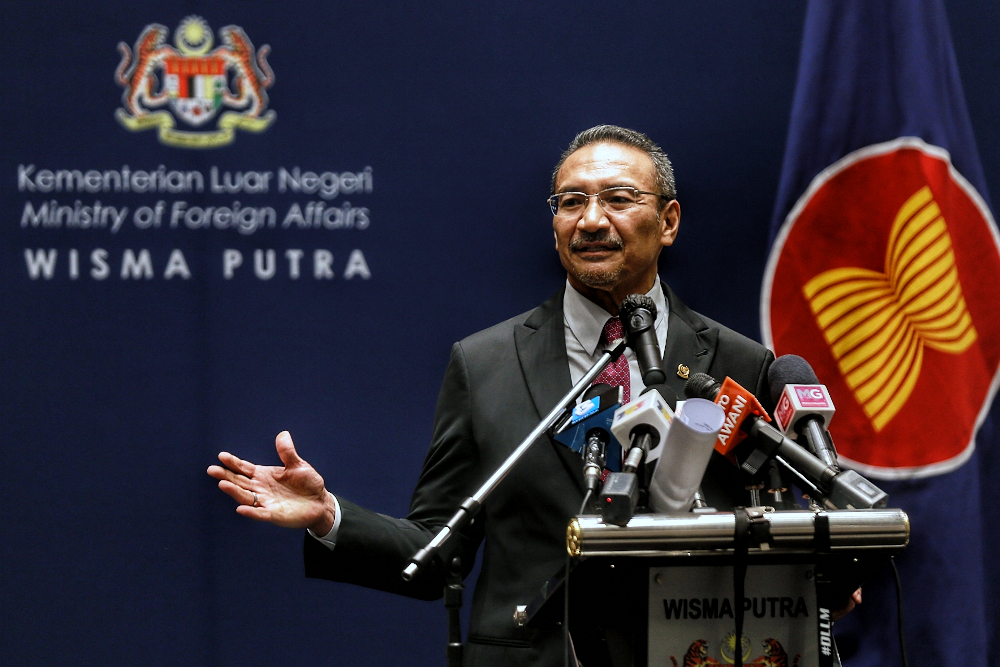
[445,557,464,667]
[400,338,628,663]
[403,337,628,581]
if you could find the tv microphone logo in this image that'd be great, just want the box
[794,386,829,409]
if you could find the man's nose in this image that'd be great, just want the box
[578,196,610,232]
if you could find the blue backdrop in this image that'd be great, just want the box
[3,2,998,666]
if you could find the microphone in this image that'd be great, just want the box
[619,294,666,385]
[684,373,888,509]
[636,384,679,464]
[581,428,609,495]
[610,385,676,472]
[553,383,624,473]
[769,355,840,470]
[683,374,770,456]
[600,386,677,525]
[648,397,725,513]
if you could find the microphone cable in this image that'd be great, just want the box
[890,556,909,667]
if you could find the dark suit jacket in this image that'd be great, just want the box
[304,283,774,666]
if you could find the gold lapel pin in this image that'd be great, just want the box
[677,364,690,379]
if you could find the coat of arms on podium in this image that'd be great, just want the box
[650,564,816,667]
[114,16,276,148]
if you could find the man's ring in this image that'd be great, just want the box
[252,492,259,508]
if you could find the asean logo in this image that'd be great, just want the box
[115,16,275,148]
[762,137,1000,478]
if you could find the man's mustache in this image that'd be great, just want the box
[568,231,624,251]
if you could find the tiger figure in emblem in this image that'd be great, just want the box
[671,639,723,667]
[745,638,801,667]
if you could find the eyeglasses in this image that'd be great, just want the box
[547,187,669,217]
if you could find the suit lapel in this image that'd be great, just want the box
[514,288,585,493]
[660,283,719,399]
[515,288,573,418]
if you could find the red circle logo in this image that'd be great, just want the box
[763,138,1000,478]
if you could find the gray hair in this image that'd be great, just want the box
[550,125,677,202]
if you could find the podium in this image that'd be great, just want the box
[520,508,909,667]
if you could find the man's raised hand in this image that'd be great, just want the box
[207,431,336,535]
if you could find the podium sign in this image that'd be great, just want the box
[522,510,907,666]
[648,564,819,667]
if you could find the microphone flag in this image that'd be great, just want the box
[710,376,770,456]
[553,385,624,472]
[760,2,996,665]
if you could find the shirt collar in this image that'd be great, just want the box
[563,276,668,356]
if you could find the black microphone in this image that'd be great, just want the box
[619,294,666,385]
[684,373,719,403]
[768,355,840,470]
[684,373,888,509]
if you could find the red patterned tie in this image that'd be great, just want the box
[592,317,630,404]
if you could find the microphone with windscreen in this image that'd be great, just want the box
[619,294,666,385]
[768,355,840,470]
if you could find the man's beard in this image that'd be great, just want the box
[569,230,624,288]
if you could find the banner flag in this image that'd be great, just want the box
[760,1,998,665]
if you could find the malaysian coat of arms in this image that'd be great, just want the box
[115,16,275,148]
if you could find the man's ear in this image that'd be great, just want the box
[660,199,681,247]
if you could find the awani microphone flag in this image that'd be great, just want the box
[760,1,996,665]
[711,377,770,456]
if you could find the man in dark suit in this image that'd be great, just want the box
[208,125,778,665]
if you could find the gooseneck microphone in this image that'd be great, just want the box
[619,294,666,385]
